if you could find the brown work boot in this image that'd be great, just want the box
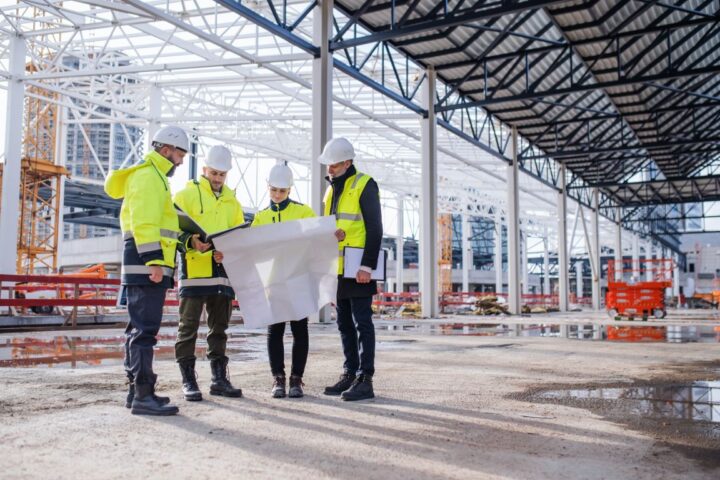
[271,375,286,398]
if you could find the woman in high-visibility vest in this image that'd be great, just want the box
[251,163,316,398]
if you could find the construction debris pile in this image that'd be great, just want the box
[472,296,559,315]
[473,296,508,315]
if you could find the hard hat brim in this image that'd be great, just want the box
[204,165,231,172]
[267,179,293,188]
[317,154,353,165]
[317,154,333,165]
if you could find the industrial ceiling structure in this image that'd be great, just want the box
[0,0,718,313]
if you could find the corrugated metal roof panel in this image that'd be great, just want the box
[333,0,720,188]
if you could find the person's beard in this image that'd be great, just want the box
[330,166,347,179]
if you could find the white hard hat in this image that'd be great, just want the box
[317,137,355,165]
[205,145,233,172]
[267,163,294,188]
[152,126,189,152]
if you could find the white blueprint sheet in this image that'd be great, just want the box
[211,216,338,328]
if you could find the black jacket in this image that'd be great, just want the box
[327,165,383,299]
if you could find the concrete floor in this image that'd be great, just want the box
[0,318,719,479]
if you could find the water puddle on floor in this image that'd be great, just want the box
[540,381,720,425]
[379,322,720,343]
[0,327,265,368]
[526,377,720,466]
[380,323,558,337]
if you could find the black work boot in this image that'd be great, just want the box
[179,360,202,401]
[210,357,242,398]
[288,375,304,398]
[271,375,286,398]
[131,383,179,416]
[323,373,356,396]
[125,375,170,408]
[341,375,375,401]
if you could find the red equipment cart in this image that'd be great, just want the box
[606,258,673,320]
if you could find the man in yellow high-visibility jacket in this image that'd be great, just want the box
[104,125,188,416]
[173,145,244,401]
[319,138,383,402]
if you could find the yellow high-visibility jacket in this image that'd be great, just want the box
[251,199,316,226]
[104,151,180,287]
[323,170,372,275]
[174,176,244,297]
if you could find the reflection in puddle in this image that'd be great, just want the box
[381,323,556,337]
[0,328,265,368]
[380,322,720,343]
[542,382,720,424]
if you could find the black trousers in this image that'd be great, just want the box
[123,285,167,385]
[267,319,309,377]
[335,296,375,377]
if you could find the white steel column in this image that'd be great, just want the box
[462,213,471,293]
[557,164,569,311]
[385,251,395,293]
[576,261,584,300]
[494,211,503,294]
[615,207,623,282]
[311,0,333,323]
[396,196,404,293]
[147,85,161,151]
[590,188,601,310]
[673,253,681,298]
[521,231,529,294]
[56,106,69,269]
[632,234,640,282]
[0,36,26,274]
[646,240,654,281]
[543,227,550,295]
[507,127,521,314]
[420,66,438,317]
[311,0,333,214]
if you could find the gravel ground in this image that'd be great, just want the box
[0,323,718,479]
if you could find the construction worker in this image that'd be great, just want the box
[104,125,188,416]
[173,145,244,401]
[251,163,316,398]
[319,138,383,401]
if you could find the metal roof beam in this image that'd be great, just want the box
[433,15,719,68]
[439,64,720,111]
[329,0,568,50]
[524,136,720,160]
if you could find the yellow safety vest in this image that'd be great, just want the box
[173,177,244,294]
[251,199,316,226]
[104,151,180,285]
[323,171,372,275]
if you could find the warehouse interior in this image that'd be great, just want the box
[0,0,718,478]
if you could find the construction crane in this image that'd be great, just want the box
[17,57,68,273]
[0,12,69,274]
